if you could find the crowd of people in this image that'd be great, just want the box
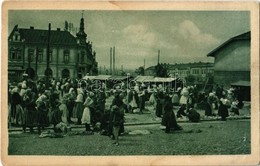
[8,77,246,144]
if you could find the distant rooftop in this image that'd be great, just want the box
[146,62,214,70]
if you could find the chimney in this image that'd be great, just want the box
[30,26,34,30]
[110,47,112,75]
[113,46,115,75]
[158,50,160,64]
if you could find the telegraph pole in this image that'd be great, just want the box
[45,23,51,89]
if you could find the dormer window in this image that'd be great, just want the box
[13,31,20,42]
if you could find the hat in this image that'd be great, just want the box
[88,92,94,97]
[69,88,74,93]
[22,83,27,89]
[77,88,84,94]
[209,92,214,97]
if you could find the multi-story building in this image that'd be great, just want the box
[8,16,98,82]
[145,62,214,81]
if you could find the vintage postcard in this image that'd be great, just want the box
[1,1,259,165]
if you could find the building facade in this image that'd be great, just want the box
[145,62,214,82]
[207,31,250,86]
[8,17,98,82]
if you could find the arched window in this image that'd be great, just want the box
[62,68,70,78]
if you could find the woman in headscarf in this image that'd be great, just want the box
[23,88,37,132]
[66,88,76,123]
[36,94,49,134]
[59,95,69,124]
[10,85,22,125]
[218,93,229,121]
[81,92,94,132]
[73,88,84,124]
[177,87,189,118]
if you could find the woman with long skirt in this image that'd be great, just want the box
[81,92,94,132]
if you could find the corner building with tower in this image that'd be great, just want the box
[8,16,98,81]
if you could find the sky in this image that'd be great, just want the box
[8,10,250,71]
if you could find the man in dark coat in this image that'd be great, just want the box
[109,91,125,138]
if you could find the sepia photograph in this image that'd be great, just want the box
[1,1,259,165]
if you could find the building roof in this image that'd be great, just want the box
[9,25,77,46]
[207,31,250,57]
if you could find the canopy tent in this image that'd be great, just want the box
[108,75,129,81]
[231,80,250,87]
[134,76,154,82]
[94,75,112,81]
[231,80,251,101]
[82,75,97,80]
[134,76,177,83]
[152,77,177,83]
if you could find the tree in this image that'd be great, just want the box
[154,63,169,77]
[135,66,145,76]
[186,74,196,85]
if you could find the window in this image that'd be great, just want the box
[192,69,200,75]
[81,51,85,62]
[49,49,53,63]
[28,49,34,62]
[37,49,43,62]
[17,50,21,60]
[10,48,16,60]
[64,50,70,63]
[10,47,22,61]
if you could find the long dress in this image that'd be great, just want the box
[179,88,189,105]
[81,97,93,124]
[23,92,38,128]
[59,103,69,124]
[73,93,84,119]
[218,98,229,120]
[161,102,182,133]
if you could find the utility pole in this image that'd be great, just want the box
[35,47,38,79]
[45,23,51,89]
